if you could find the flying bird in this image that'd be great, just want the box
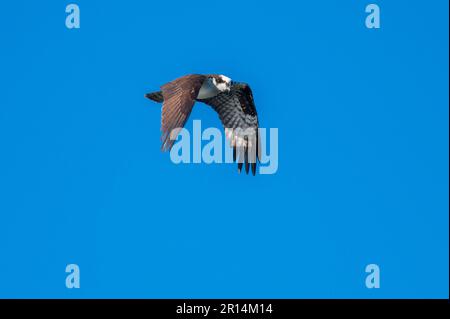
[145,74,261,175]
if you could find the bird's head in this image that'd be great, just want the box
[211,75,232,93]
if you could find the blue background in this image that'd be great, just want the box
[0,0,448,298]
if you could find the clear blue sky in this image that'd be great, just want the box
[0,0,448,298]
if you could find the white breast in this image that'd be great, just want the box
[197,78,220,99]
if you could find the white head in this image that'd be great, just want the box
[211,75,232,93]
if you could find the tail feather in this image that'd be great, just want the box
[145,91,164,103]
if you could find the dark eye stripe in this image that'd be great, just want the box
[212,75,225,84]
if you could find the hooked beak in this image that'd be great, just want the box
[227,81,234,92]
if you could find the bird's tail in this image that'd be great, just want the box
[145,91,164,103]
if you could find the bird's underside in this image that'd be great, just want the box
[145,74,261,175]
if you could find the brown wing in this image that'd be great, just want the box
[160,74,206,151]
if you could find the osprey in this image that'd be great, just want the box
[145,74,261,175]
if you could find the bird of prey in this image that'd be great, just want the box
[145,74,261,175]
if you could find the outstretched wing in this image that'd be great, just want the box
[160,74,206,151]
[199,82,260,175]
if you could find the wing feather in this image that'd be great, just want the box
[199,82,260,175]
[160,75,205,151]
